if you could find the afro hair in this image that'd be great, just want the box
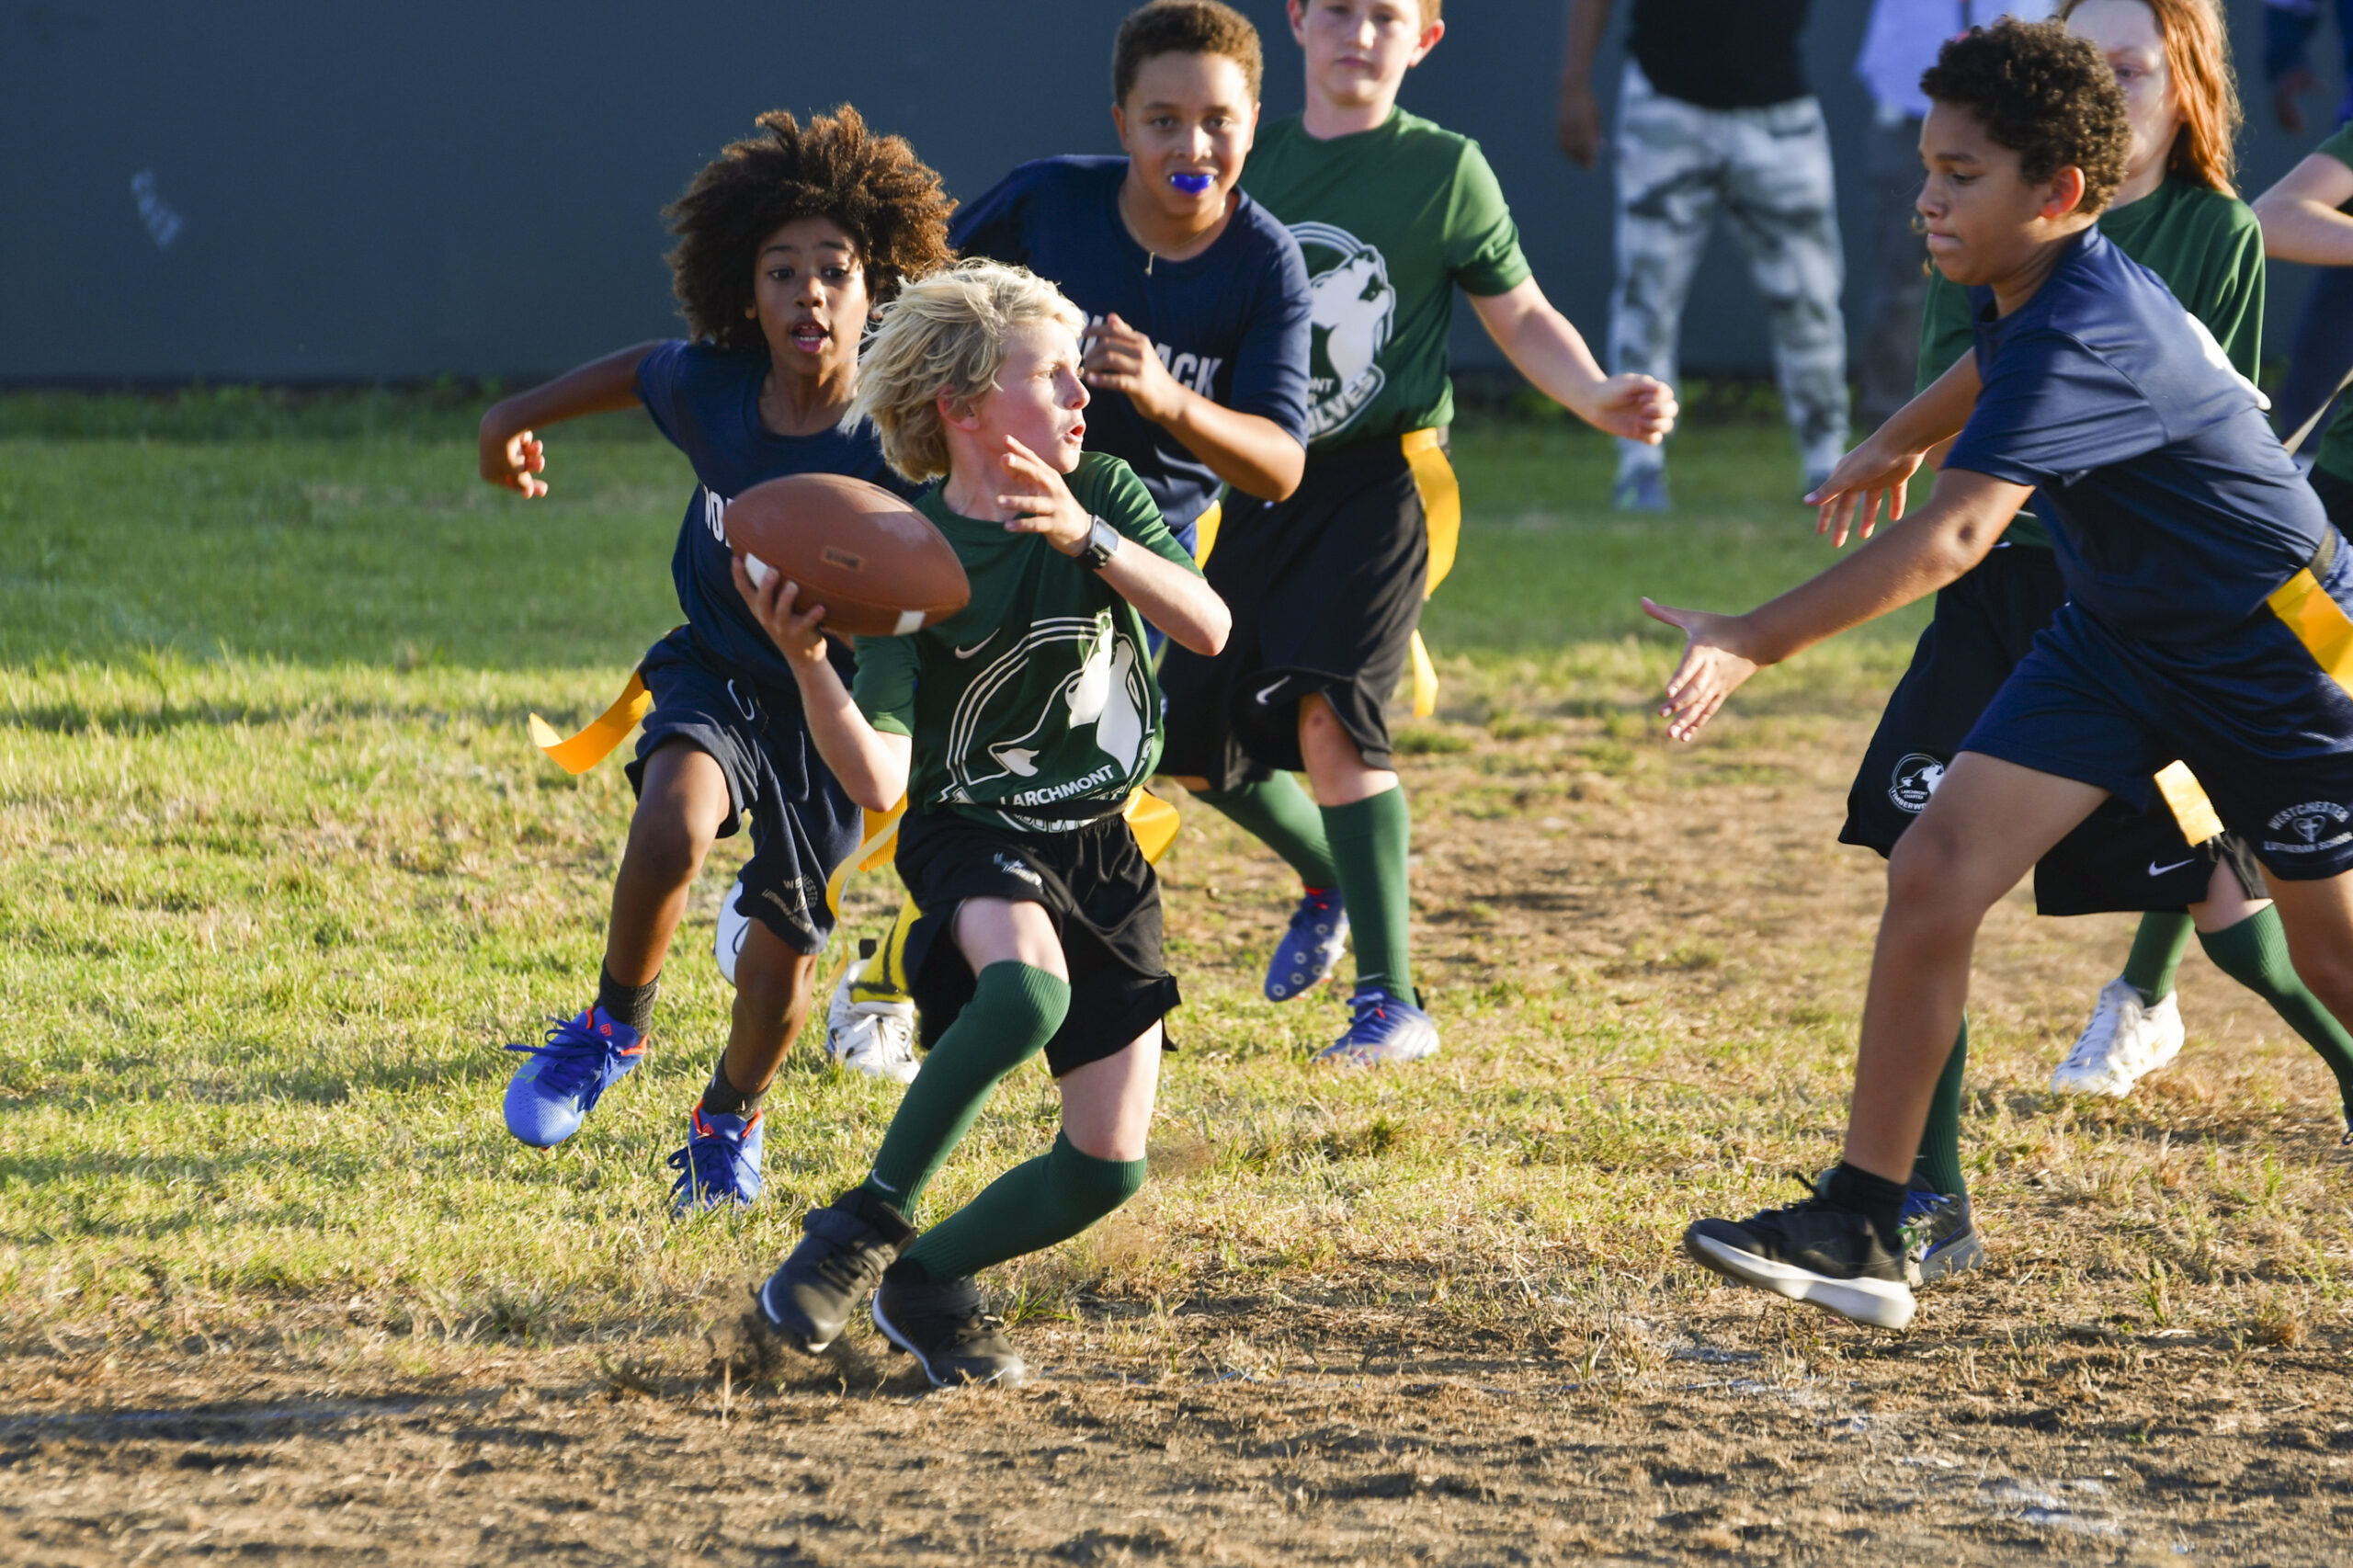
[1922,18,2131,217]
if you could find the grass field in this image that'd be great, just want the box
[5,394,2352,1563]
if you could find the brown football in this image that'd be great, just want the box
[726,472,969,638]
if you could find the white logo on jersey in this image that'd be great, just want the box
[2184,311,2269,410]
[1291,221,1394,439]
[943,613,1154,830]
[703,486,728,542]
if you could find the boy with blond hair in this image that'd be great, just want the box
[742,261,1229,1385]
[1160,0,1675,1064]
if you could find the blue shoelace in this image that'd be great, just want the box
[668,1124,756,1204]
[504,1016,626,1100]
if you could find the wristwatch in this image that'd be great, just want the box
[1080,515,1122,570]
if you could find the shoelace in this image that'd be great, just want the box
[504,1017,624,1098]
[812,1236,887,1290]
[2060,992,2127,1072]
[667,1123,756,1202]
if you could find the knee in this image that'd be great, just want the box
[976,960,1072,1042]
[1884,824,1990,931]
[2287,939,2353,1018]
[625,806,710,888]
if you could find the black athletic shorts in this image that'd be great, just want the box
[1159,434,1438,789]
[893,806,1179,1078]
[626,626,861,954]
[1840,546,2263,914]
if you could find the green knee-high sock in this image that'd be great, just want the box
[1913,1018,1970,1199]
[1195,775,1339,888]
[2121,911,2196,1005]
[1324,786,1415,1006]
[2200,907,2353,1119]
[900,1131,1148,1281]
[863,962,1069,1211]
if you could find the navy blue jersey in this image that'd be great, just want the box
[634,341,922,690]
[1944,230,2327,640]
[950,156,1313,547]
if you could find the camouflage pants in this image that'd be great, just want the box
[1608,61,1849,482]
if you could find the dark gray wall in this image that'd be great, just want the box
[1,1,2337,381]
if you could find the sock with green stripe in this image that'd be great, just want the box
[896,1131,1148,1282]
[2200,907,2353,1125]
[2121,911,2195,1005]
[1324,786,1415,1006]
[1195,775,1339,889]
[861,961,1068,1212]
[1912,1017,1970,1200]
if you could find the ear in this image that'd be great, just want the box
[1110,100,1131,152]
[1409,17,1446,62]
[937,389,983,433]
[2040,165,2088,221]
[1287,0,1308,46]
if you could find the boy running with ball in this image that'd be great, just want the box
[1653,20,2353,1329]
[743,262,1228,1386]
[1159,0,1675,1064]
[476,109,952,1209]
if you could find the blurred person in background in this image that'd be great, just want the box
[1558,0,1848,510]
[2264,0,2353,451]
[1852,2,2057,427]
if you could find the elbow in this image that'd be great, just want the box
[1189,602,1233,658]
[1263,444,1306,502]
[852,778,902,815]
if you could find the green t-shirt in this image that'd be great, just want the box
[1915,176,2265,547]
[2307,123,2353,483]
[850,452,1200,833]
[1242,108,1531,444]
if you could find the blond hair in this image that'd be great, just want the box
[852,260,1086,482]
[2057,0,2241,195]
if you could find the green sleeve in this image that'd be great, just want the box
[1078,454,1203,576]
[2200,208,2266,381]
[1914,271,1977,396]
[1444,140,1532,298]
[848,635,918,738]
[2319,122,2353,173]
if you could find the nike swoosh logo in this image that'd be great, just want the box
[2148,857,2197,877]
[953,633,995,660]
[1254,678,1287,706]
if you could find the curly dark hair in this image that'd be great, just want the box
[1112,0,1264,104]
[1922,18,2130,216]
[662,107,955,354]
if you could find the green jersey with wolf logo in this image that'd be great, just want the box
[1242,108,1530,445]
[851,452,1200,833]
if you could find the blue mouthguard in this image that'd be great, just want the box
[1168,171,1214,195]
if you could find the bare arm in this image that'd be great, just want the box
[995,437,1231,656]
[1556,0,1614,167]
[731,560,913,812]
[1470,279,1676,443]
[1643,468,2033,739]
[1084,313,1306,500]
[1804,350,1984,545]
[2253,153,2353,264]
[478,342,663,497]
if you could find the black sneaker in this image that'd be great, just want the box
[1683,1190,1916,1330]
[1900,1178,1985,1285]
[870,1273,1029,1387]
[756,1188,915,1353]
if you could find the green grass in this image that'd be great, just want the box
[25,397,2328,1356]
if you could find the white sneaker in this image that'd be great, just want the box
[824,965,919,1085]
[2050,976,2183,1096]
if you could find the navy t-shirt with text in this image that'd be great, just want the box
[950,155,1313,551]
[634,340,923,691]
[1944,229,2328,642]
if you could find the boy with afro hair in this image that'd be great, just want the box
[475,107,952,1210]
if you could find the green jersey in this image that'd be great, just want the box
[2305,123,2353,484]
[1242,108,1531,444]
[1916,176,2264,548]
[851,452,1199,834]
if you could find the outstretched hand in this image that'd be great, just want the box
[1805,436,1926,548]
[481,426,548,497]
[731,555,833,670]
[1583,373,1677,445]
[1642,597,1760,742]
[1082,313,1184,425]
[996,437,1093,554]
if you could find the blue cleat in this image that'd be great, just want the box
[1899,1179,1985,1285]
[1265,887,1348,1002]
[501,1006,645,1148]
[667,1105,766,1212]
[1313,985,1439,1068]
